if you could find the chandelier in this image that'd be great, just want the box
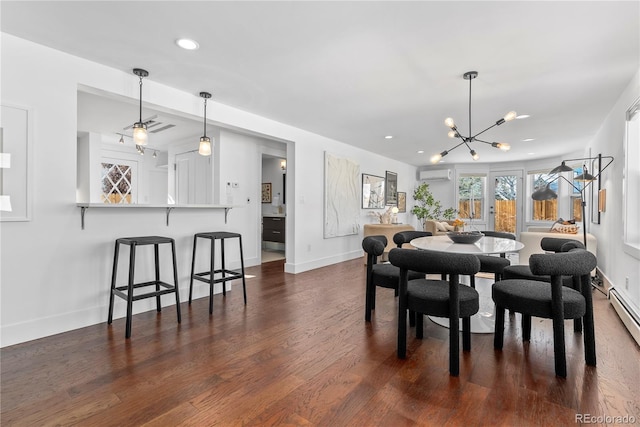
[431,71,516,163]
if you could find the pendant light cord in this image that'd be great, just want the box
[468,76,472,141]
[203,98,207,138]
[138,76,143,123]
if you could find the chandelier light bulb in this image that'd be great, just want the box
[470,150,479,161]
[492,142,511,151]
[444,117,455,128]
[431,150,448,164]
[503,111,517,122]
[447,130,457,138]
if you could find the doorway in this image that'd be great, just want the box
[488,170,523,234]
[260,154,286,263]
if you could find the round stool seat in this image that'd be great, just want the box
[195,231,242,239]
[373,263,423,289]
[503,265,574,287]
[117,236,174,245]
[407,279,480,318]
[477,255,511,273]
[492,279,586,319]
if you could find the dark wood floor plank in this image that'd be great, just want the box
[1,258,639,426]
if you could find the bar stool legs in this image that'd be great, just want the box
[107,236,181,339]
[189,232,247,314]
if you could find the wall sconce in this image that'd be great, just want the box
[280,160,286,171]
[198,91,212,156]
[132,68,149,146]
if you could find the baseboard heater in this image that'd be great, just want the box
[609,288,640,346]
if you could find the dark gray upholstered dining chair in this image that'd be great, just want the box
[503,237,586,332]
[468,230,515,289]
[492,248,597,377]
[362,235,424,322]
[389,248,480,376]
[502,237,584,286]
[392,230,433,248]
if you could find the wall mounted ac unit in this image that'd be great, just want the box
[419,169,452,181]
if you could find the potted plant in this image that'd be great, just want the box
[411,183,456,230]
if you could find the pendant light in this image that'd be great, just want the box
[132,68,149,146]
[198,91,212,156]
[431,71,516,163]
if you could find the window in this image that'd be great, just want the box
[458,174,485,220]
[101,162,133,204]
[624,97,640,258]
[529,171,558,221]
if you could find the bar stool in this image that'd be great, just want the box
[107,236,181,338]
[189,232,247,314]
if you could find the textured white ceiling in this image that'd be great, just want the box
[3,1,638,165]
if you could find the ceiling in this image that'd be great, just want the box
[2,1,638,166]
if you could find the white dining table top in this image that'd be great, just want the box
[410,235,524,255]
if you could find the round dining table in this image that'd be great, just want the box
[409,234,525,333]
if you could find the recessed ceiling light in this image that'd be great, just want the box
[385,135,393,139]
[176,38,199,50]
[417,150,424,154]
[527,152,535,155]
[522,138,535,142]
[516,114,530,119]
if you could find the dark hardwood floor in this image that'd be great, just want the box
[1,258,639,426]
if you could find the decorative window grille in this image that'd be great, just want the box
[101,163,133,204]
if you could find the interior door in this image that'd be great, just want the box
[489,170,523,234]
[175,151,212,204]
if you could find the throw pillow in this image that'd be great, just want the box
[549,218,565,232]
[550,222,579,234]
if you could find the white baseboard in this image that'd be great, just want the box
[0,278,242,348]
[284,250,362,274]
[610,289,640,347]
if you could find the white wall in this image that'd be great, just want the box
[0,34,418,346]
[585,70,640,315]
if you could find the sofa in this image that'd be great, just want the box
[424,220,456,236]
[518,226,597,266]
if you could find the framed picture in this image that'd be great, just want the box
[261,182,272,203]
[397,192,406,213]
[362,173,385,209]
[385,171,398,206]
